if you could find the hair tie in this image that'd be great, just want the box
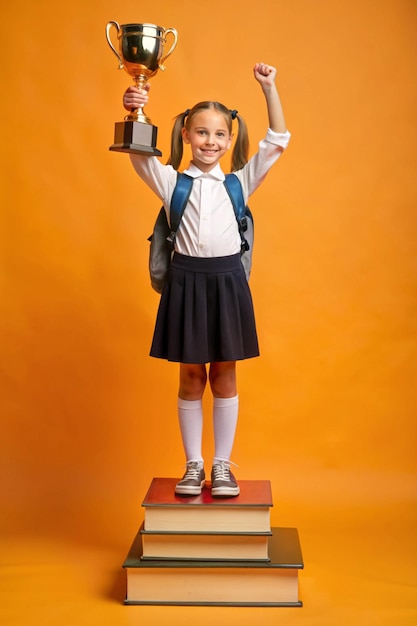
[230,109,238,120]
[181,109,190,127]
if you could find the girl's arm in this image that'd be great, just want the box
[253,63,287,134]
[233,63,290,198]
[122,84,178,204]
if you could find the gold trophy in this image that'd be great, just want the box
[106,22,178,155]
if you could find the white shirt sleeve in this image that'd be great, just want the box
[234,129,291,201]
[129,154,178,207]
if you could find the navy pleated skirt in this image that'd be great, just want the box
[150,253,259,364]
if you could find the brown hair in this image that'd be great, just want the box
[166,101,249,172]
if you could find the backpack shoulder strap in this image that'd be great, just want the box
[167,172,194,248]
[170,172,194,230]
[224,173,246,221]
[224,173,250,252]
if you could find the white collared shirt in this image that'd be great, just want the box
[130,129,291,257]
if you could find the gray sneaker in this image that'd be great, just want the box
[175,461,206,496]
[211,461,240,497]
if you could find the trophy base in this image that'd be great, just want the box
[109,120,162,156]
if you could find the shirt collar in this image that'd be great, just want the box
[182,162,225,181]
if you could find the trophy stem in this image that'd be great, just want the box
[124,74,152,124]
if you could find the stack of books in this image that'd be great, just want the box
[123,477,303,606]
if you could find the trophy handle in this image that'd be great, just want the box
[106,21,124,70]
[159,28,178,71]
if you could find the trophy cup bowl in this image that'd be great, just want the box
[106,22,178,155]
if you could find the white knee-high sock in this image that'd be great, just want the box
[178,398,204,464]
[213,395,239,464]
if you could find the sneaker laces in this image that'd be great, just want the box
[212,460,237,482]
[182,461,203,481]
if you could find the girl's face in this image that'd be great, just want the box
[182,110,232,172]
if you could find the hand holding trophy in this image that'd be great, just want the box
[106,22,178,155]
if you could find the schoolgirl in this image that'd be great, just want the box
[123,63,290,497]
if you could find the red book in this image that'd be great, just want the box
[142,478,273,533]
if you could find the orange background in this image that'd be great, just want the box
[1,0,416,624]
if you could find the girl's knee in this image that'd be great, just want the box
[209,362,237,397]
[179,364,207,399]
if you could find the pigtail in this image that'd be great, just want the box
[231,113,249,172]
[166,110,189,170]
